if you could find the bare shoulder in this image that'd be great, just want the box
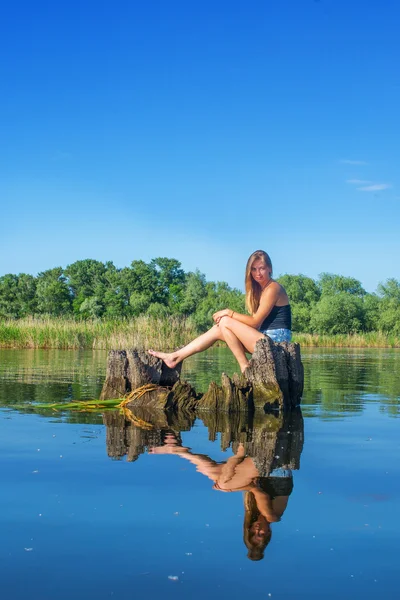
[261,281,282,296]
[262,281,289,305]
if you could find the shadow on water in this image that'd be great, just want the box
[103,407,304,561]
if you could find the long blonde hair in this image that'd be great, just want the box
[245,250,273,315]
[243,490,272,561]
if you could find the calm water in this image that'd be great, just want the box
[0,347,399,599]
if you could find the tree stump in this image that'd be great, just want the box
[100,339,304,412]
[100,348,182,400]
[196,373,251,412]
[244,337,303,410]
[99,350,129,400]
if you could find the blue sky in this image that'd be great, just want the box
[1,0,399,292]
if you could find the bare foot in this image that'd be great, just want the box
[149,445,188,455]
[148,434,189,455]
[147,349,180,369]
[240,360,250,374]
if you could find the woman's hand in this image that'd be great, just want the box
[212,309,233,324]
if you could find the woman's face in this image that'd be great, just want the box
[250,516,270,544]
[251,259,270,287]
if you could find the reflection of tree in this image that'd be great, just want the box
[0,349,105,408]
[302,349,400,417]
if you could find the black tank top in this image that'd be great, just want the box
[259,304,292,331]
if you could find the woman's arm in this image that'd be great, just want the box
[213,283,282,329]
[252,488,280,522]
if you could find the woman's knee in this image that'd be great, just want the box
[210,324,225,340]
[218,316,234,331]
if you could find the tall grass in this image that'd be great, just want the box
[0,317,399,349]
[0,316,199,350]
[293,332,400,348]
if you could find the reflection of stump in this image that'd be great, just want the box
[102,409,194,461]
[232,410,304,474]
[102,407,304,471]
[100,339,304,412]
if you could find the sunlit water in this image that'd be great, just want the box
[0,347,399,599]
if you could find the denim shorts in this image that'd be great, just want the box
[261,328,292,343]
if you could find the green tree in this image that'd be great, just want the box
[0,274,20,318]
[122,260,162,309]
[129,292,151,317]
[17,273,38,316]
[363,294,381,331]
[374,279,400,334]
[193,282,245,330]
[36,268,72,315]
[277,274,320,332]
[0,273,38,318]
[146,302,170,318]
[150,258,186,312]
[178,270,207,315]
[318,273,366,297]
[310,293,365,334]
[65,259,112,315]
[79,296,103,319]
[377,278,400,302]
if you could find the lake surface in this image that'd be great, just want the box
[0,347,399,599]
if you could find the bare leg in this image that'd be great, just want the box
[218,317,266,373]
[148,325,224,369]
[218,320,250,373]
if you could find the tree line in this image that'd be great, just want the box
[0,258,399,334]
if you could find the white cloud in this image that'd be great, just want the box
[340,159,368,165]
[346,179,372,185]
[357,183,392,192]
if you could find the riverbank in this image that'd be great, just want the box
[0,317,399,349]
[0,316,198,350]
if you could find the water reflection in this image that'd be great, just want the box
[103,408,303,560]
[1,347,399,418]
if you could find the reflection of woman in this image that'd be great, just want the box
[149,250,291,373]
[150,434,293,560]
[243,468,293,561]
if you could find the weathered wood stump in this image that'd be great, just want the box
[245,337,304,410]
[100,338,304,412]
[196,373,251,412]
[100,348,182,400]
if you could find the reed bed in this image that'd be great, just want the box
[0,317,399,349]
[293,332,400,348]
[0,316,199,350]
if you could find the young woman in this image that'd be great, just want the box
[148,250,292,373]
